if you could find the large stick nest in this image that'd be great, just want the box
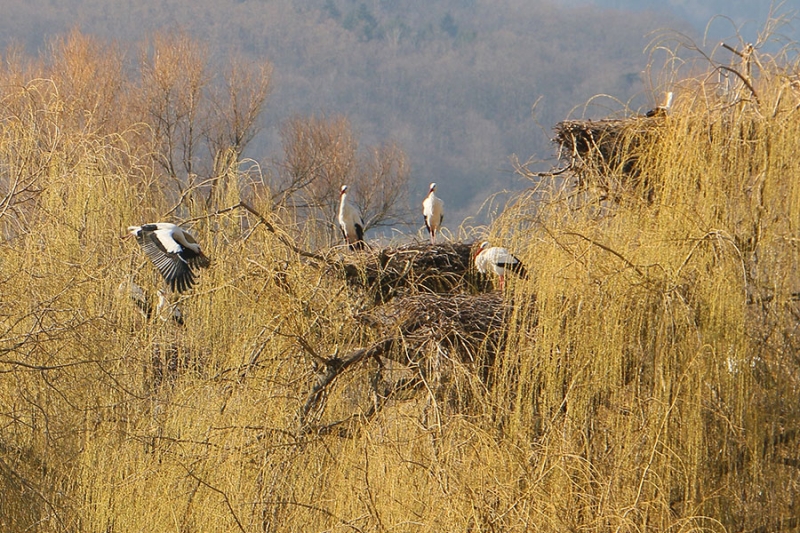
[357,291,508,364]
[553,116,664,201]
[300,291,520,430]
[338,242,492,301]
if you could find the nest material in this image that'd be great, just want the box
[302,243,525,430]
[553,117,663,201]
[340,242,491,301]
[358,291,507,363]
[300,291,516,429]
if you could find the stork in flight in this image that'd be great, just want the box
[127,223,211,293]
[422,182,444,244]
[474,241,528,290]
[338,185,366,250]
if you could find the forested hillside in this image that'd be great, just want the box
[571,0,797,40]
[0,0,699,223]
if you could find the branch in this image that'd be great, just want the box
[299,338,396,428]
[182,467,246,533]
[561,231,645,278]
[260,499,365,532]
[186,201,327,264]
[717,65,760,105]
[0,357,109,372]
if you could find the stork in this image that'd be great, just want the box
[338,185,366,250]
[422,182,444,244]
[117,278,153,319]
[474,241,528,290]
[645,91,673,118]
[127,223,211,293]
[157,289,185,326]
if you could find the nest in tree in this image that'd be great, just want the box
[358,291,508,364]
[339,242,491,301]
[300,291,522,430]
[553,117,664,201]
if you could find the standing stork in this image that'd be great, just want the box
[645,91,673,118]
[127,223,211,293]
[338,185,366,250]
[422,182,444,245]
[474,241,528,290]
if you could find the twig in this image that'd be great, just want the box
[299,338,396,428]
[523,164,573,179]
[561,231,645,278]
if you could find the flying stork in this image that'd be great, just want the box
[422,182,444,245]
[338,185,366,250]
[127,223,211,293]
[474,241,528,290]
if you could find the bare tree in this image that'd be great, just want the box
[275,114,411,246]
[135,32,274,213]
[47,29,126,134]
[276,114,356,238]
[205,55,273,175]
[354,141,410,231]
[138,32,210,184]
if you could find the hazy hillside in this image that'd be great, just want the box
[0,0,700,225]
[572,0,800,44]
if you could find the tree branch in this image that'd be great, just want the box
[299,338,396,428]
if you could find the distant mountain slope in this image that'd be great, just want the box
[0,0,724,224]
[566,0,799,44]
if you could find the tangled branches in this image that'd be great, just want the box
[299,288,521,431]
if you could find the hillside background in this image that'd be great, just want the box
[2,0,795,227]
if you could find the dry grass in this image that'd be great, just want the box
[2,27,800,533]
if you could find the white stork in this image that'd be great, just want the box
[422,182,444,244]
[474,241,528,290]
[338,185,366,250]
[645,91,673,118]
[127,223,211,293]
[117,278,153,319]
[157,289,185,326]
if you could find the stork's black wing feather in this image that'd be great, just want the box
[137,231,196,293]
[350,223,366,250]
[498,257,529,279]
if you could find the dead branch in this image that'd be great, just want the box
[300,338,396,428]
[299,292,517,431]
